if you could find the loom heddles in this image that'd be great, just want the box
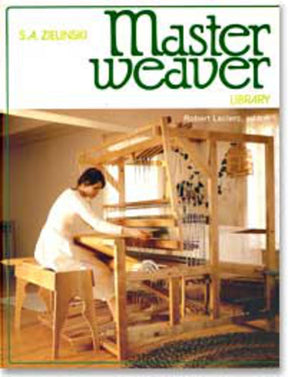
[171,146,209,266]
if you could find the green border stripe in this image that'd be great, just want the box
[5,1,12,367]
[6,5,280,9]
[4,4,279,367]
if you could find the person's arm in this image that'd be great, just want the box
[72,192,123,235]
[72,192,150,239]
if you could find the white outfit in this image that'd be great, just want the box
[34,188,123,300]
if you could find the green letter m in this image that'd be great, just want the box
[105,9,159,56]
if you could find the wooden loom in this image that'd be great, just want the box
[76,116,278,360]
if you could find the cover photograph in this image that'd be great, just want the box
[0,0,280,370]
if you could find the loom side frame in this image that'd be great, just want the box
[77,116,277,360]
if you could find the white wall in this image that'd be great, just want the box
[10,128,104,258]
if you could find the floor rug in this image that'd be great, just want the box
[129,331,279,368]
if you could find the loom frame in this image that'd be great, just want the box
[77,116,277,360]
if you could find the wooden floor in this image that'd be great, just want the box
[1,304,120,369]
[0,275,279,369]
[1,299,278,369]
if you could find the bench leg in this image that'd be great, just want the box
[52,270,100,358]
[52,290,70,359]
[81,275,100,351]
[15,278,28,330]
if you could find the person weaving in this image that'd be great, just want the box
[34,167,150,318]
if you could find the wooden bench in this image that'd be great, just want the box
[3,258,100,359]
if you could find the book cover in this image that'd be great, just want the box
[0,0,280,370]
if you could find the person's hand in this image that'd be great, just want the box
[122,227,151,240]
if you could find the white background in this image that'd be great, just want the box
[2,4,280,109]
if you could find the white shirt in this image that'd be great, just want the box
[34,188,122,271]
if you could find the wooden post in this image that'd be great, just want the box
[207,140,220,319]
[160,117,183,248]
[169,277,181,326]
[180,277,186,318]
[160,117,177,214]
[114,239,128,360]
[204,275,210,315]
[265,138,277,327]
[118,159,125,223]
[118,159,125,205]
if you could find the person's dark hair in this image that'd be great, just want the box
[77,167,106,188]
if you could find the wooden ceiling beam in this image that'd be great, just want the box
[7,110,132,133]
